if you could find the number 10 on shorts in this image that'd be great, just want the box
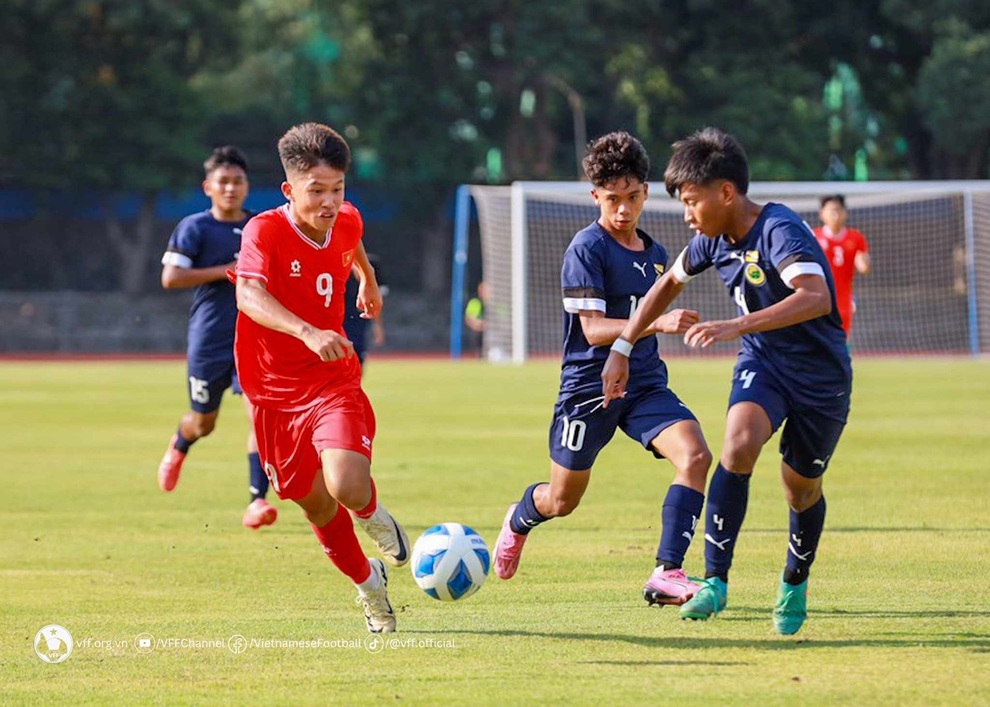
[560,416,587,452]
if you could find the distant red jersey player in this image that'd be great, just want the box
[234,122,408,633]
[813,194,871,336]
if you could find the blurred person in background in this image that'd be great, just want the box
[344,252,387,374]
[463,281,488,358]
[813,194,871,339]
[157,146,278,530]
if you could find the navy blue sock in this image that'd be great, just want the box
[784,495,826,585]
[508,483,549,535]
[174,428,194,454]
[248,452,268,501]
[656,484,704,569]
[704,464,751,581]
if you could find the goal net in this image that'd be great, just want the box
[464,181,990,361]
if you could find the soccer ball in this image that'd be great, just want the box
[410,523,490,601]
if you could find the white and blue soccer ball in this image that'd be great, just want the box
[410,523,490,601]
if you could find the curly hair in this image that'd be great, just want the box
[582,131,650,187]
[277,122,351,175]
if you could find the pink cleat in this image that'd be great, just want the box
[643,567,701,606]
[493,503,529,580]
[157,435,186,492]
[243,498,278,529]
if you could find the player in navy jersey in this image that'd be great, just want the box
[493,132,713,608]
[157,146,278,530]
[602,128,852,635]
[343,252,386,372]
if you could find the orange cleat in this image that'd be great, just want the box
[242,498,278,529]
[157,435,186,492]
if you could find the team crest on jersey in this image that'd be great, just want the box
[654,263,665,280]
[744,250,760,263]
[744,263,766,286]
[342,249,355,268]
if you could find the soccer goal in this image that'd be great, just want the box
[450,180,990,361]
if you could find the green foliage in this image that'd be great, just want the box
[2,0,244,190]
[918,23,990,156]
[6,0,990,191]
[848,0,990,177]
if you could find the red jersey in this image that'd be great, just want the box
[813,226,869,311]
[235,203,363,410]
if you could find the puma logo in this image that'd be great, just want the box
[705,533,731,551]
[632,262,648,277]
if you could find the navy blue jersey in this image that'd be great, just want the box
[343,254,386,362]
[161,210,251,358]
[673,203,851,404]
[560,222,669,393]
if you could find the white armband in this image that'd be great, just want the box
[670,249,695,284]
[610,337,634,357]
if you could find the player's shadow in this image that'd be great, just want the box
[427,603,990,652]
[429,627,990,652]
[577,659,749,667]
[660,525,990,535]
[563,526,990,535]
[821,526,990,534]
[821,608,990,619]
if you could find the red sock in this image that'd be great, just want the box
[310,508,371,584]
[353,477,378,520]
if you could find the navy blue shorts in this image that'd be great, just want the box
[728,356,849,478]
[187,351,241,414]
[344,316,369,364]
[548,384,698,471]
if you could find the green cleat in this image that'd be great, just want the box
[679,577,728,621]
[773,575,808,635]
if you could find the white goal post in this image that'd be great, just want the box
[450,181,990,362]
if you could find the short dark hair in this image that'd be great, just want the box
[582,131,650,188]
[203,146,248,177]
[277,122,351,175]
[664,127,749,197]
[820,194,846,208]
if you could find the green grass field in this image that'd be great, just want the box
[2,357,989,704]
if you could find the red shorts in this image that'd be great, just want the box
[252,387,376,501]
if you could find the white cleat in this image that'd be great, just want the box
[354,503,410,566]
[356,559,396,633]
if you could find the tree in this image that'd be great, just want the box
[2,0,245,294]
[826,0,990,178]
[917,23,990,177]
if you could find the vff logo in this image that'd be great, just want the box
[34,625,74,663]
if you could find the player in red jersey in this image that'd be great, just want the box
[813,195,871,337]
[233,122,409,633]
